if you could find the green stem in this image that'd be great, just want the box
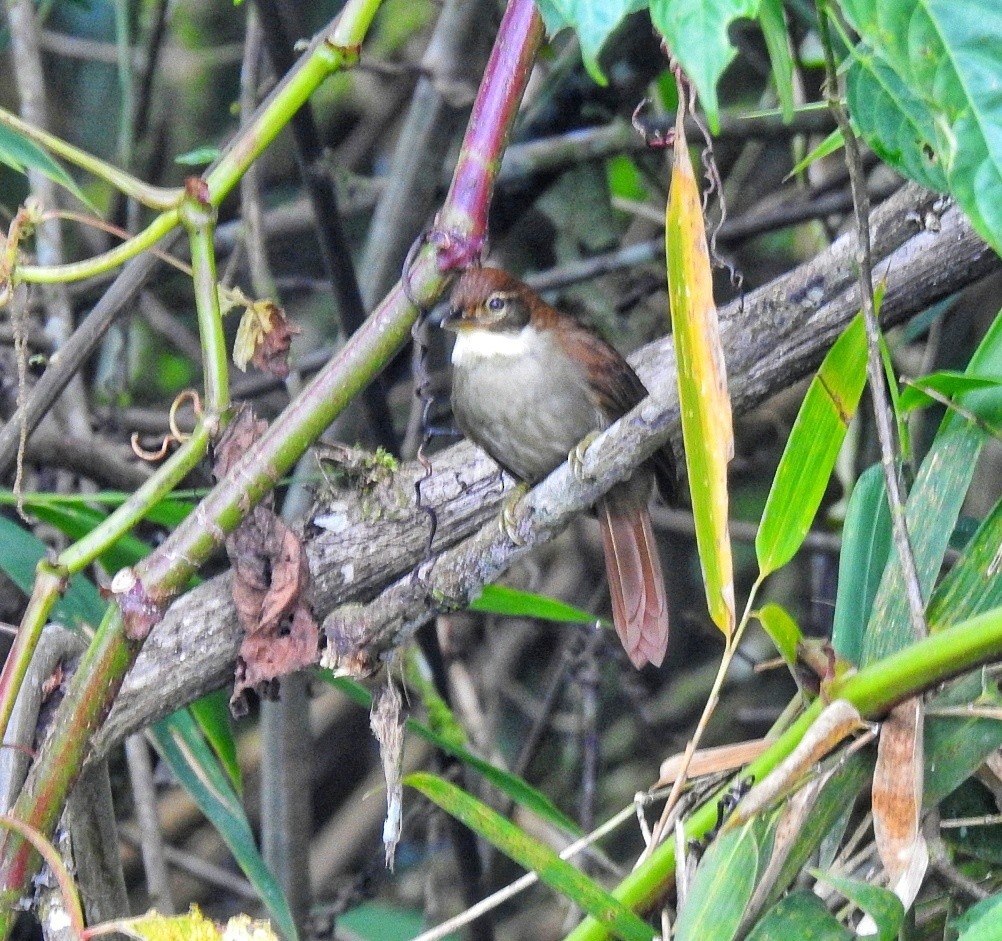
[0,607,135,922]
[15,0,384,287]
[0,188,228,748]
[0,107,180,210]
[0,3,544,926]
[565,604,1002,940]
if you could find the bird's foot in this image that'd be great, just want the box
[569,431,601,482]
[498,482,529,545]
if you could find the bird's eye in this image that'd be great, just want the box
[486,295,505,312]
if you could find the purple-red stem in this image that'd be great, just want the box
[0,0,543,925]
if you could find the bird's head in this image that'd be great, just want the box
[442,267,534,334]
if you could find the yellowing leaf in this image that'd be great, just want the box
[113,905,222,941]
[106,906,279,941]
[666,104,735,636]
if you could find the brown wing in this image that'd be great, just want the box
[552,316,648,419]
[555,315,677,500]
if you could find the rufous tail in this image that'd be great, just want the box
[598,484,669,668]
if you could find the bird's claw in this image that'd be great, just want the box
[498,482,529,545]
[569,431,601,482]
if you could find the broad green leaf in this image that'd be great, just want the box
[533,0,639,83]
[756,602,801,666]
[832,464,891,664]
[320,673,581,836]
[0,515,104,630]
[952,892,1002,940]
[746,891,851,941]
[0,121,94,210]
[929,496,1002,631]
[899,371,1002,423]
[149,711,297,941]
[650,0,760,132]
[757,314,867,575]
[813,873,904,941]
[471,584,602,624]
[674,822,759,941]
[758,0,794,123]
[666,105,735,635]
[846,53,947,194]
[840,0,1002,254]
[406,772,655,941]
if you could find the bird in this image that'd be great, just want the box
[442,266,671,668]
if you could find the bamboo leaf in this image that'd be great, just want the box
[471,584,603,624]
[0,122,95,210]
[149,711,297,941]
[756,602,801,667]
[813,872,904,941]
[757,314,867,576]
[746,891,851,941]
[406,772,654,941]
[666,103,735,635]
[321,673,581,836]
[832,464,892,665]
[675,822,760,941]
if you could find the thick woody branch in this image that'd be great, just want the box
[92,183,997,758]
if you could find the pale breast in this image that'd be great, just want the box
[450,326,603,483]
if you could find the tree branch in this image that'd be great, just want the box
[89,183,998,759]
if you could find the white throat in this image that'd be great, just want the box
[451,325,533,366]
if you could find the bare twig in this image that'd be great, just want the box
[818,4,927,642]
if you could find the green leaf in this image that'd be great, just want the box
[533,0,639,84]
[188,689,241,795]
[766,752,872,913]
[746,891,852,941]
[149,711,297,941]
[832,464,891,665]
[0,122,95,210]
[337,903,442,941]
[756,314,868,576]
[406,772,655,941]
[899,371,1002,422]
[929,496,1002,632]
[839,0,1002,254]
[862,306,1002,665]
[787,128,844,179]
[925,672,1002,806]
[952,892,1002,939]
[650,0,761,132]
[756,602,801,666]
[320,673,582,836]
[0,515,105,631]
[846,52,947,193]
[758,0,794,123]
[812,873,903,941]
[23,499,151,575]
[674,822,760,941]
[174,145,222,167]
[471,584,602,624]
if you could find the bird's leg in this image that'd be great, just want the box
[568,431,602,482]
[499,481,530,545]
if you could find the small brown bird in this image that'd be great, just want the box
[443,267,670,668]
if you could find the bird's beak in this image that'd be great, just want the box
[440,306,464,332]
